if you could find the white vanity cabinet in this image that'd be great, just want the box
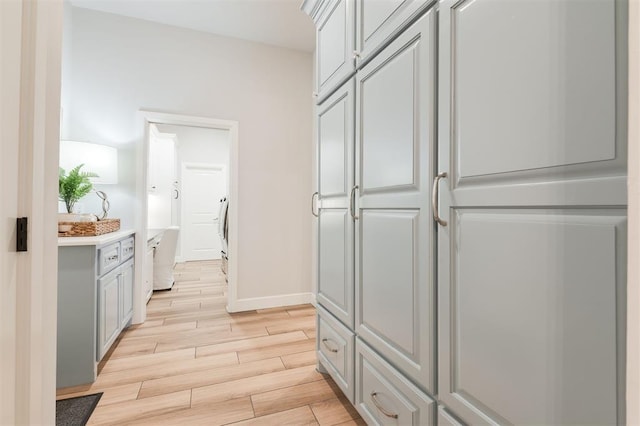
[57,230,135,388]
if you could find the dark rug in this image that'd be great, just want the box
[56,392,103,426]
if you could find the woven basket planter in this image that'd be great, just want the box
[58,218,120,237]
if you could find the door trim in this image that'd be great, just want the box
[139,111,240,318]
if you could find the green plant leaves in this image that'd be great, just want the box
[59,164,99,213]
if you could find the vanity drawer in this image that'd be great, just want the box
[98,242,121,276]
[355,338,435,425]
[120,236,135,261]
[317,305,355,403]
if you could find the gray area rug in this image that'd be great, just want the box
[56,392,102,426]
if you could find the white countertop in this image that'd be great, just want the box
[58,229,135,247]
[147,228,165,242]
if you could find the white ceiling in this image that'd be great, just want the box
[69,0,316,52]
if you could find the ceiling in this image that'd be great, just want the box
[69,0,316,52]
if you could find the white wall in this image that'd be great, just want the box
[62,7,313,305]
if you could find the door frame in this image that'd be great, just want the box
[180,162,227,262]
[1,0,63,423]
[139,111,240,317]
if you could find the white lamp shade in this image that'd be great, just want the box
[60,140,118,184]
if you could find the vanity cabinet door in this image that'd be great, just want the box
[98,268,120,360]
[120,259,134,328]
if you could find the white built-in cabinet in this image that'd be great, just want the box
[304,0,628,424]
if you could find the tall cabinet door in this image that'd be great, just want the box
[317,80,356,329]
[437,0,627,424]
[355,10,436,393]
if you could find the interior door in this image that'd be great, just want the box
[437,0,628,424]
[317,79,355,328]
[354,10,436,393]
[182,163,226,261]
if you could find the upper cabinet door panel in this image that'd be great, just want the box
[357,13,435,194]
[452,0,621,183]
[318,80,354,199]
[317,0,355,100]
[355,0,433,65]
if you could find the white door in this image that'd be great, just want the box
[1,0,62,423]
[182,163,226,261]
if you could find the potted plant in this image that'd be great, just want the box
[58,164,98,217]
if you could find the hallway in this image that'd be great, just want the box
[57,260,363,425]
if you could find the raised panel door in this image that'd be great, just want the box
[355,10,436,393]
[317,80,355,328]
[437,0,627,423]
[316,0,355,101]
[98,269,120,360]
[355,0,433,66]
[120,260,134,329]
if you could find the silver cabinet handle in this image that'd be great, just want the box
[432,172,447,226]
[173,189,179,199]
[349,185,359,220]
[321,338,339,353]
[370,392,399,419]
[353,50,361,59]
[311,192,319,217]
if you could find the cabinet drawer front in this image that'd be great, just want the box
[317,305,355,403]
[121,237,135,261]
[355,338,434,426]
[98,242,121,276]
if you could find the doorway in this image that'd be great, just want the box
[138,111,240,324]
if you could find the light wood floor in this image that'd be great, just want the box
[57,260,364,426]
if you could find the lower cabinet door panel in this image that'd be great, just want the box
[120,259,134,328]
[438,406,465,426]
[317,305,355,403]
[355,338,435,425]
[98,269,120,360]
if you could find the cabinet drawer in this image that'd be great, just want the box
[98,242,121,276]
[121,236,135,261]
[355,338,434,425]
[317,305,355,403]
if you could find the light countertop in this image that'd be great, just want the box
[58,229,135,247]
[147,228,165,243]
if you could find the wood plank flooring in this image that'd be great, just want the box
[57,260,364,426]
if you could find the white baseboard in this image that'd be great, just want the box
[227,292,315,313]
